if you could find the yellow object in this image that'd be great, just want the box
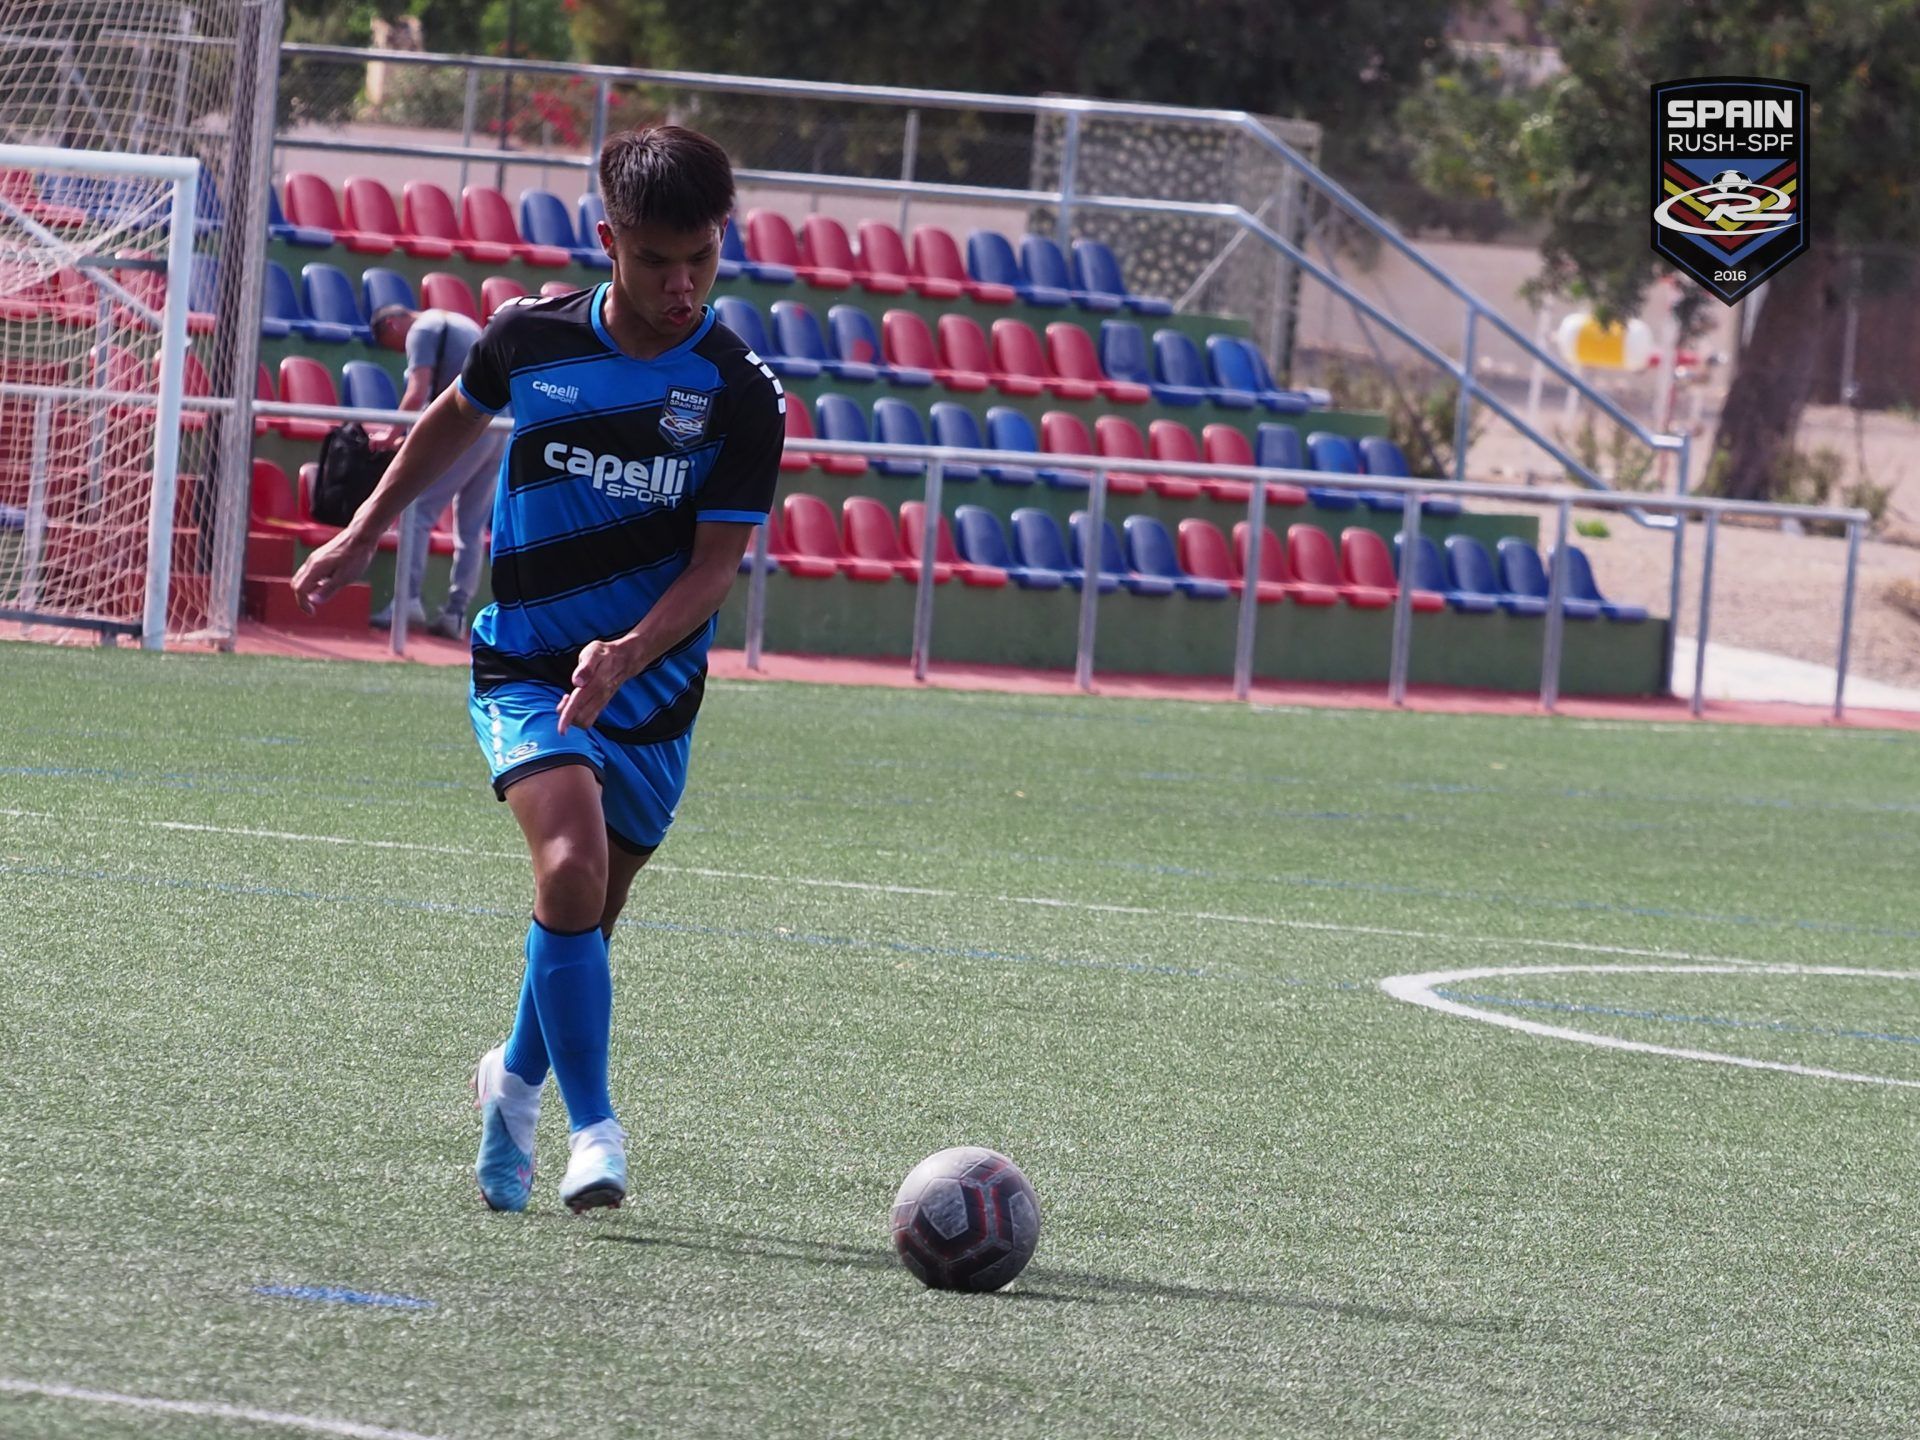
[1554,313,1655,370]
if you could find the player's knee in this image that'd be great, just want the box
[534,839,607,930]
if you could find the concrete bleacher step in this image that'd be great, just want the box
[243,574,370,631]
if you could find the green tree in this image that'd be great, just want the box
[1407,1,1920,501]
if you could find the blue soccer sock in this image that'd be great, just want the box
[500,950,550,1087]
[525,916,615,1131]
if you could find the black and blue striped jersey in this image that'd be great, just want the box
[455,286,783,745]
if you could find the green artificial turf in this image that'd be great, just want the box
[2,639,1919,1438]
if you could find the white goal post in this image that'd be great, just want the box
[0,143,199,650]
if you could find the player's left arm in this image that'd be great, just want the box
[557,520,753,734]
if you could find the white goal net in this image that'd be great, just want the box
[0,0,282,647]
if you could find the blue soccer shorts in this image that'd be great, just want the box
[469,681,693,854]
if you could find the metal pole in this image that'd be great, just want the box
[170,7,193,143]
[1523,305,1548,436]
[1453,309,1478,484]
[744,515,770,671]
[585,79,611,193]
[1055,110,1082,251]
[18,397,50,609]
[141,167,199,651]
[1073,466,1106,691]
[1387,494,1422,706]
[897,108,919,237]
[1840,253,1862,408]
[1538,497,1572,710]
[493,0,518,192]
[1663,504,1686,697]
[1230,477,1267,699]
[459,66,479,194]
[909,460,944,681]
[1691,509,1719,718]
[1834,519,1861,720]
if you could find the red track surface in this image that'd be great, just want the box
[202,621,1920,733]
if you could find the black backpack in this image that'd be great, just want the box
[312,421,394,528]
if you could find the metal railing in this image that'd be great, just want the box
[230,391,1868,720]
[272,43,1684,512]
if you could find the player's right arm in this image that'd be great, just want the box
[289,384,494,613]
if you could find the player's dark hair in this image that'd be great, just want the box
[598,125,735,235]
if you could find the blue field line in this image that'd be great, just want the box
[253,1284,434,1309]
[1434,989,1920,1049]
[0,861,1244,983]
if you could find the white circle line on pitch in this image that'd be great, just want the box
[1378,963,1920,1089]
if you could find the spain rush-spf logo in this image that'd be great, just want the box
[1652,77,1808,305]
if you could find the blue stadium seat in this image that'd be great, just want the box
[1013,507,1112,592]
[262,261,352,344]
[1397,534,1494,613]
[341,359,399,412]
[774,300,877,384]
[1124,514,1229,599]
[360,266,418,319]
[1255,420,1354,512]
[830,305,931,388]
[1208,335,1310,414]
[1499,538,1601,619]
[1445,535,1544,616]
[267,185,331,247]
[1020,234,1118,312]
[814,393,874,470]
[1098,320,1164,397]
[1556,546,1649,622]
[713,296,819,379]
[969,229,1067,307]
[301,262,371,342]
[870,397,928,477]
[1071,511,1171,596]
[1071,238,1172,315]
[982,407,1046,487]
[1359,435,1463,517]
[954,504,1061,589]
[1157,329,1252,409]
[719,217,795,284]
[927,402,986,482]
[522,188,610,269]
[1309,430,1400,513]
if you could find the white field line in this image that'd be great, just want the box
[0,806,1772,967]
[1380,963,1920,1089]
[0,1377,444,1439]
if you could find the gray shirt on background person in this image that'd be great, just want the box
[406,309,484,399]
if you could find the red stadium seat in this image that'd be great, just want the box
[1039,411,1144,494]
[463,185,570,268]
[420,272,481,325]
[1341,526,1444,611]
[843,495,951,582]
[255,362,279,436]
[1203,423,1308,507]
[1046,322,1149,404]
[342,176,451,260]
[857,220,960,300]
[747,210,850,289]
[883,309,985,393]
[938,314,1038,397]
[277,355,339,442]
[1093,414,1177,498]
[1289,523,1385,608]
[1232,521,1335,605]
[911,226,1015,304]
[480,275,529,319]
[992,319,1097,401]
[404,182,512,265]
[282,172,394,254]
[1146,419,1205,500]
[250,459,298,526]
[781,396,818,472]
[802,216,905,295]
[759,508,833,578]
[899,499,1007,588]
[783,493,888,580]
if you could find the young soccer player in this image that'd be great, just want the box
[291,127,784,1213]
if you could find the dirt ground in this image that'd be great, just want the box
[1462,403,1920,688]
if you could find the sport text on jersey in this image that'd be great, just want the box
[543,441,691,504]
[1650,77,1809,306]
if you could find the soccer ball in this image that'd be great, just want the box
[890,1146,1040,1292]
[1710,168,1750,191]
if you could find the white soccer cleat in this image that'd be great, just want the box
[559,1118,627,1214]
[472,1045,541,1213]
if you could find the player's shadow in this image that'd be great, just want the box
[590,1222,1513,1332]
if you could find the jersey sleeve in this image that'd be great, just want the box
[695,367,784,524]
[456,309,515,415]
